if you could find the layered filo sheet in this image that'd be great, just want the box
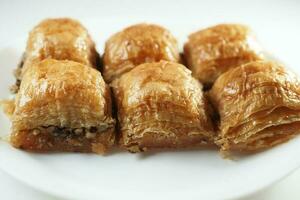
[184,24,264,87]
[9,59,115,154]
[209,61,300,153]
[112,61,215,152]
[103,23,180,83]
[11,18,97,93]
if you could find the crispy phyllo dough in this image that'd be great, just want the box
[209,61,300,153]
[11,18,98,93]
[103,23,180,83]
[23,18,97,69]
[112,61,215,152]
[10,59,115,154]
[184,24,263,87]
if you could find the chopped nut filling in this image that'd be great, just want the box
[30,125,112,139]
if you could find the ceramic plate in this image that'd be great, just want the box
[0,1,300,199]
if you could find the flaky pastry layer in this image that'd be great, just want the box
[112,61,215,152]
[9,59,115,153]
[103,23,180,83]
[210,61,300,152]
[184,24,264,87]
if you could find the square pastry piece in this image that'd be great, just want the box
[103,23,180,83]
[184,24,264,87]
[112,61,215,152]
[11,18,98,93]
[10,59,115,154]
[209,61,300,153]
[23,18,97,69]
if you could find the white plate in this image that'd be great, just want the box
[1,1,300,200]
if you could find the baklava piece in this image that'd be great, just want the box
[11,18,98,93]
[184,24,264,87]
[103,23,180,83]
[112,61,215,152]
[209,61,300,153]
[10,59,115,154]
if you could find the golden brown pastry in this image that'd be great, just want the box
[209,61,300,153]
[184,24,264,87]
[112,61,215,152]
[9,59,115,154]
[23,18,97,69]
[11,18,97,93]
[103,23,180,83]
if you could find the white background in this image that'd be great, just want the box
[1,0,300,199]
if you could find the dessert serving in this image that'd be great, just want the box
[11,18,98,93]
[8,59,115,153]
[3,18,115,154]
[209,61,300,153]
[112,61,215,152]
[184,24,264,88]
[103,23,180,83]
[2,17,300,156]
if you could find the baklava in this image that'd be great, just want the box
[11,18,97,93]
[103,23,180,83]
[9,59,115,154]
[184,24,264,87]
[209,61,300,153]
[112,61,215,152]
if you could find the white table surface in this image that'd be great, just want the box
[1,0,300,199]
[1,167,300,200]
